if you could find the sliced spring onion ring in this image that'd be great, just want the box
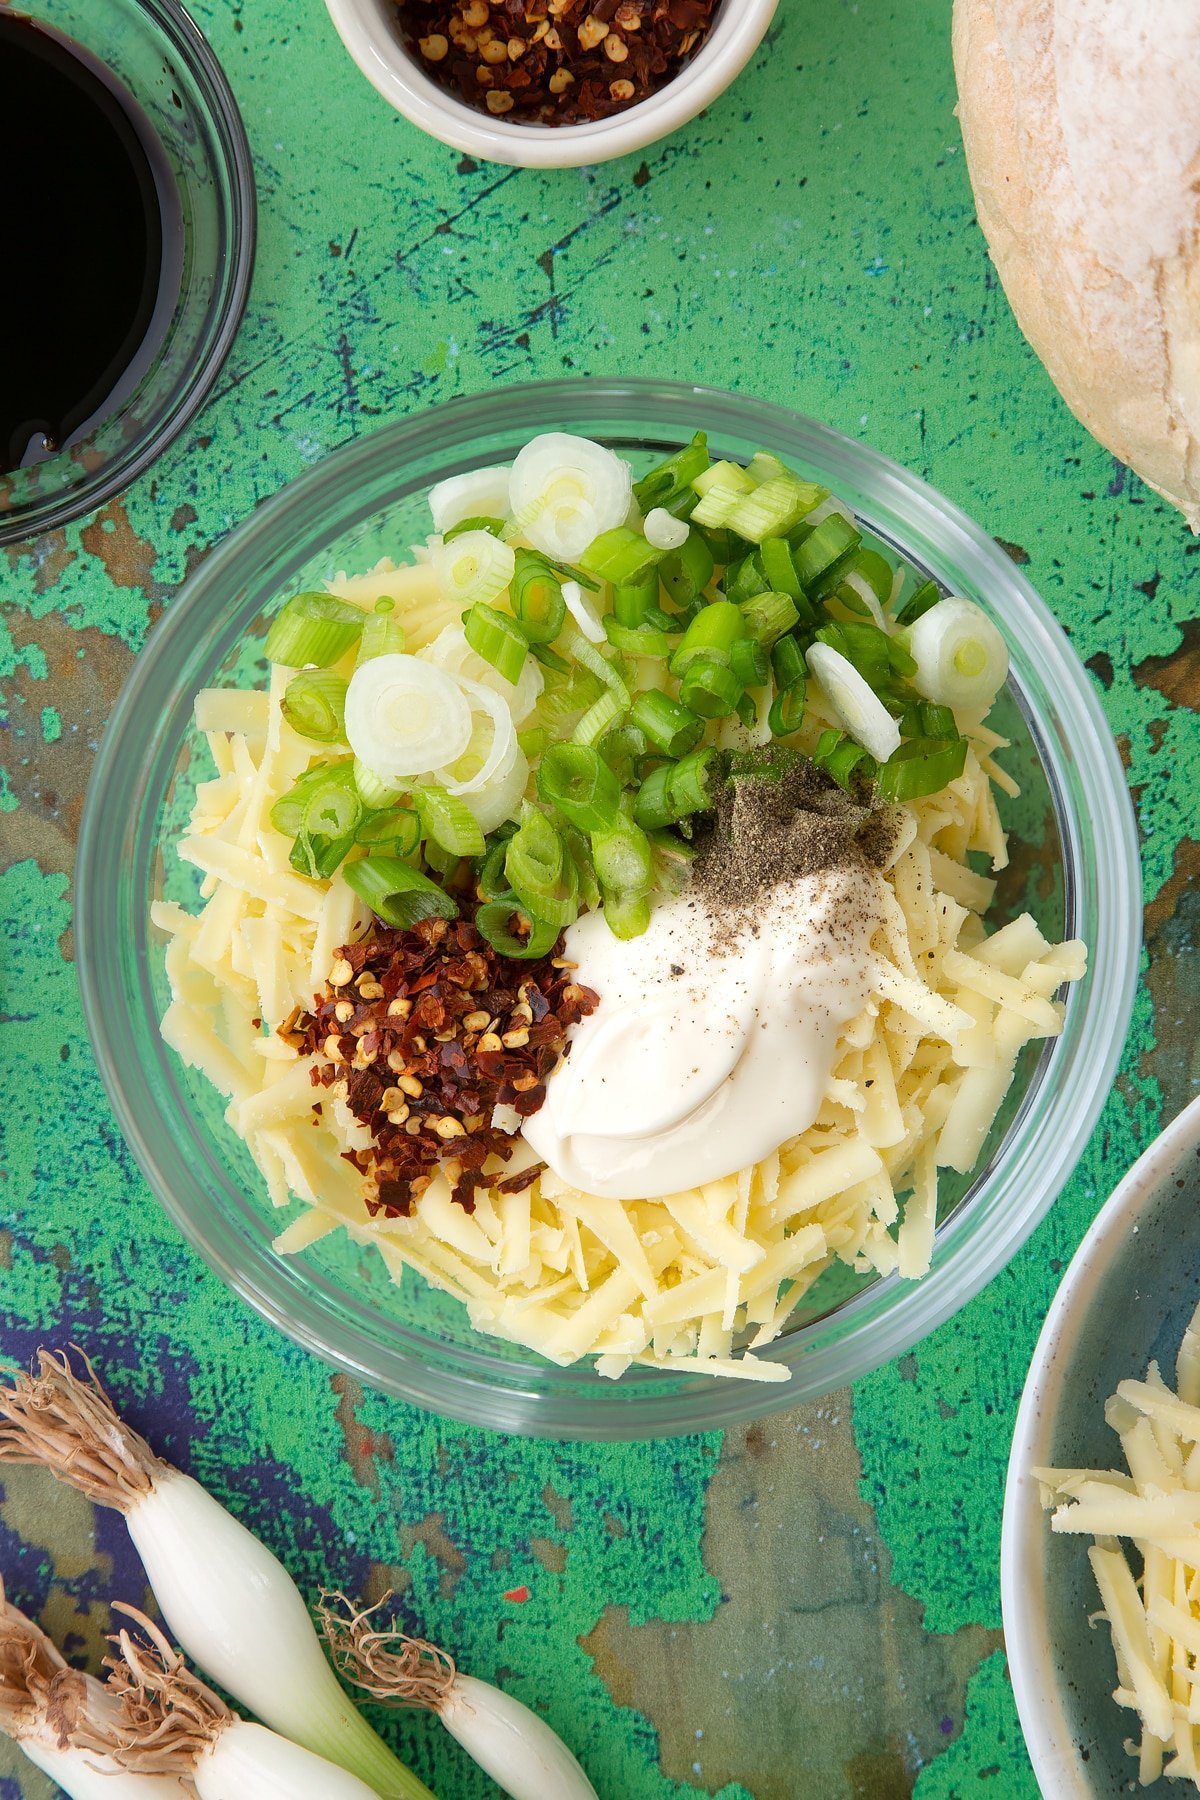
[508,432,632,563]
[806,641,902,762]
[428,464,512,534]
[265,592,365,668]
[876,736,969,801]
[344,653,473,780]
[281,670,347,743]
[432,530,516,609]
[908,597,1009,710]
[417,783,486,857]
[433,674,518,798]
[463,603,529,684]
[643,507,689,552]
[421,623,543,724]
[536,743,621,834]
[455,747,529,835]
[561,578,606,643]
[342,855,458,928]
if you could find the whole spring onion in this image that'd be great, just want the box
[432,529,515,608]
[345,854,459,926]
[0,1352,436,1800]
[908,596,1009,710]
[417,783,486,857]
[344,653,473,781]
[282,670,348,743]
[508,433,632,563]
[319,1591,601,1800]
[806,641,902,763]
[536,742,621,833]
[463,603,529,684]
[88,1609,386,1800]
[264,592,365,669]
[0,1581,191,1800]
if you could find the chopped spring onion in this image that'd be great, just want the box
[746,450,790,485]
[345,653,473,781]
[265,593,366,669]
[455,747,529,836]
[463,603,529,685]
[813,728,877,790]
[282,670,348,743]
[564,630,630,703]
[531,642,569,673]
[518,725,549,760]
[806,641,902,763]
[571,688,627,747]
[511,550,566,643]
[578,526,661,586]
[680,657,743,719]
[0,1353,436,1800]
[435,675,518,797]
[632,432,709,515]
[908,597,1009,710]
[739,589,799,647]
[893,576,941,626]
[505,808,579,930]
[659,530,714,604]
[603,890,653,939]
[356,600,407,665]
[353,757,405,810]
[508,432,632,563]
[725,551,769,604]
[442,516,505,543]
[728,475,825,544]
[344,854,458,927]
[835,570,888,629]
[597,722,647,781]
[561,578,606,643]
[433,530,516,608]
[759,535,802,600]
[422,623,543,726]
[900,700,958,740]
[591,818,654,903]
[793,513,861,590]
[644,508,690,552]
[630,690,703,758]
[290,770,363,879]
[769,679,806,737]
[603,618,671,658]
[632,747,718,829]
[668,598,746,676]
[417,784,486,857]
[771,633,807,690]
[475,901,559,960]
[356,808,420,854]
[270,763,353,836]
[876,736,969,801]
[730,638,769,688]
[536,743,621,833]
[846,547,893,600]
[428,463,512,534]
[690,460,757,528]
[613,569,659,626]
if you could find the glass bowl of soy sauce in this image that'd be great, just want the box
[0,0,255,544]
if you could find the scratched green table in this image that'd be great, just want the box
[1,2,1193,1794]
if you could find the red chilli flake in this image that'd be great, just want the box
[286,913,597,1221]
[503,1585,531,1603]
[393,0,720,128]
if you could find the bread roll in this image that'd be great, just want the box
[952,0,1200,528]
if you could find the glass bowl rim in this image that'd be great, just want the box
[0,0,257,546]
[76,377,1141,1439]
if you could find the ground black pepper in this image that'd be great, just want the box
[692,748,901,918]
[394,0,720,126]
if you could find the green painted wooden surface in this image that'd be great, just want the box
[1,1,1195,1794]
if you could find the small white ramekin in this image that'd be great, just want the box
[322,0,780,168]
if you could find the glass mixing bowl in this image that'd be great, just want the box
[0,0,255,544]
[76,380,1140,1440]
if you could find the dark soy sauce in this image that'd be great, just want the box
[1,13,173,473]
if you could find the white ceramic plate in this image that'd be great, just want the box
[1003,1094,1200,1795]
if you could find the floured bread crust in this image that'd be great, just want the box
[953,0,1200,528]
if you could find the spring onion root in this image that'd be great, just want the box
[0,1350,437,1800]
[319,1592,599,1800]
[80,1607,383,1800]
[0,1579,189,1799]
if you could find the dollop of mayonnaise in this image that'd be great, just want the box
[522,871,881,1201]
